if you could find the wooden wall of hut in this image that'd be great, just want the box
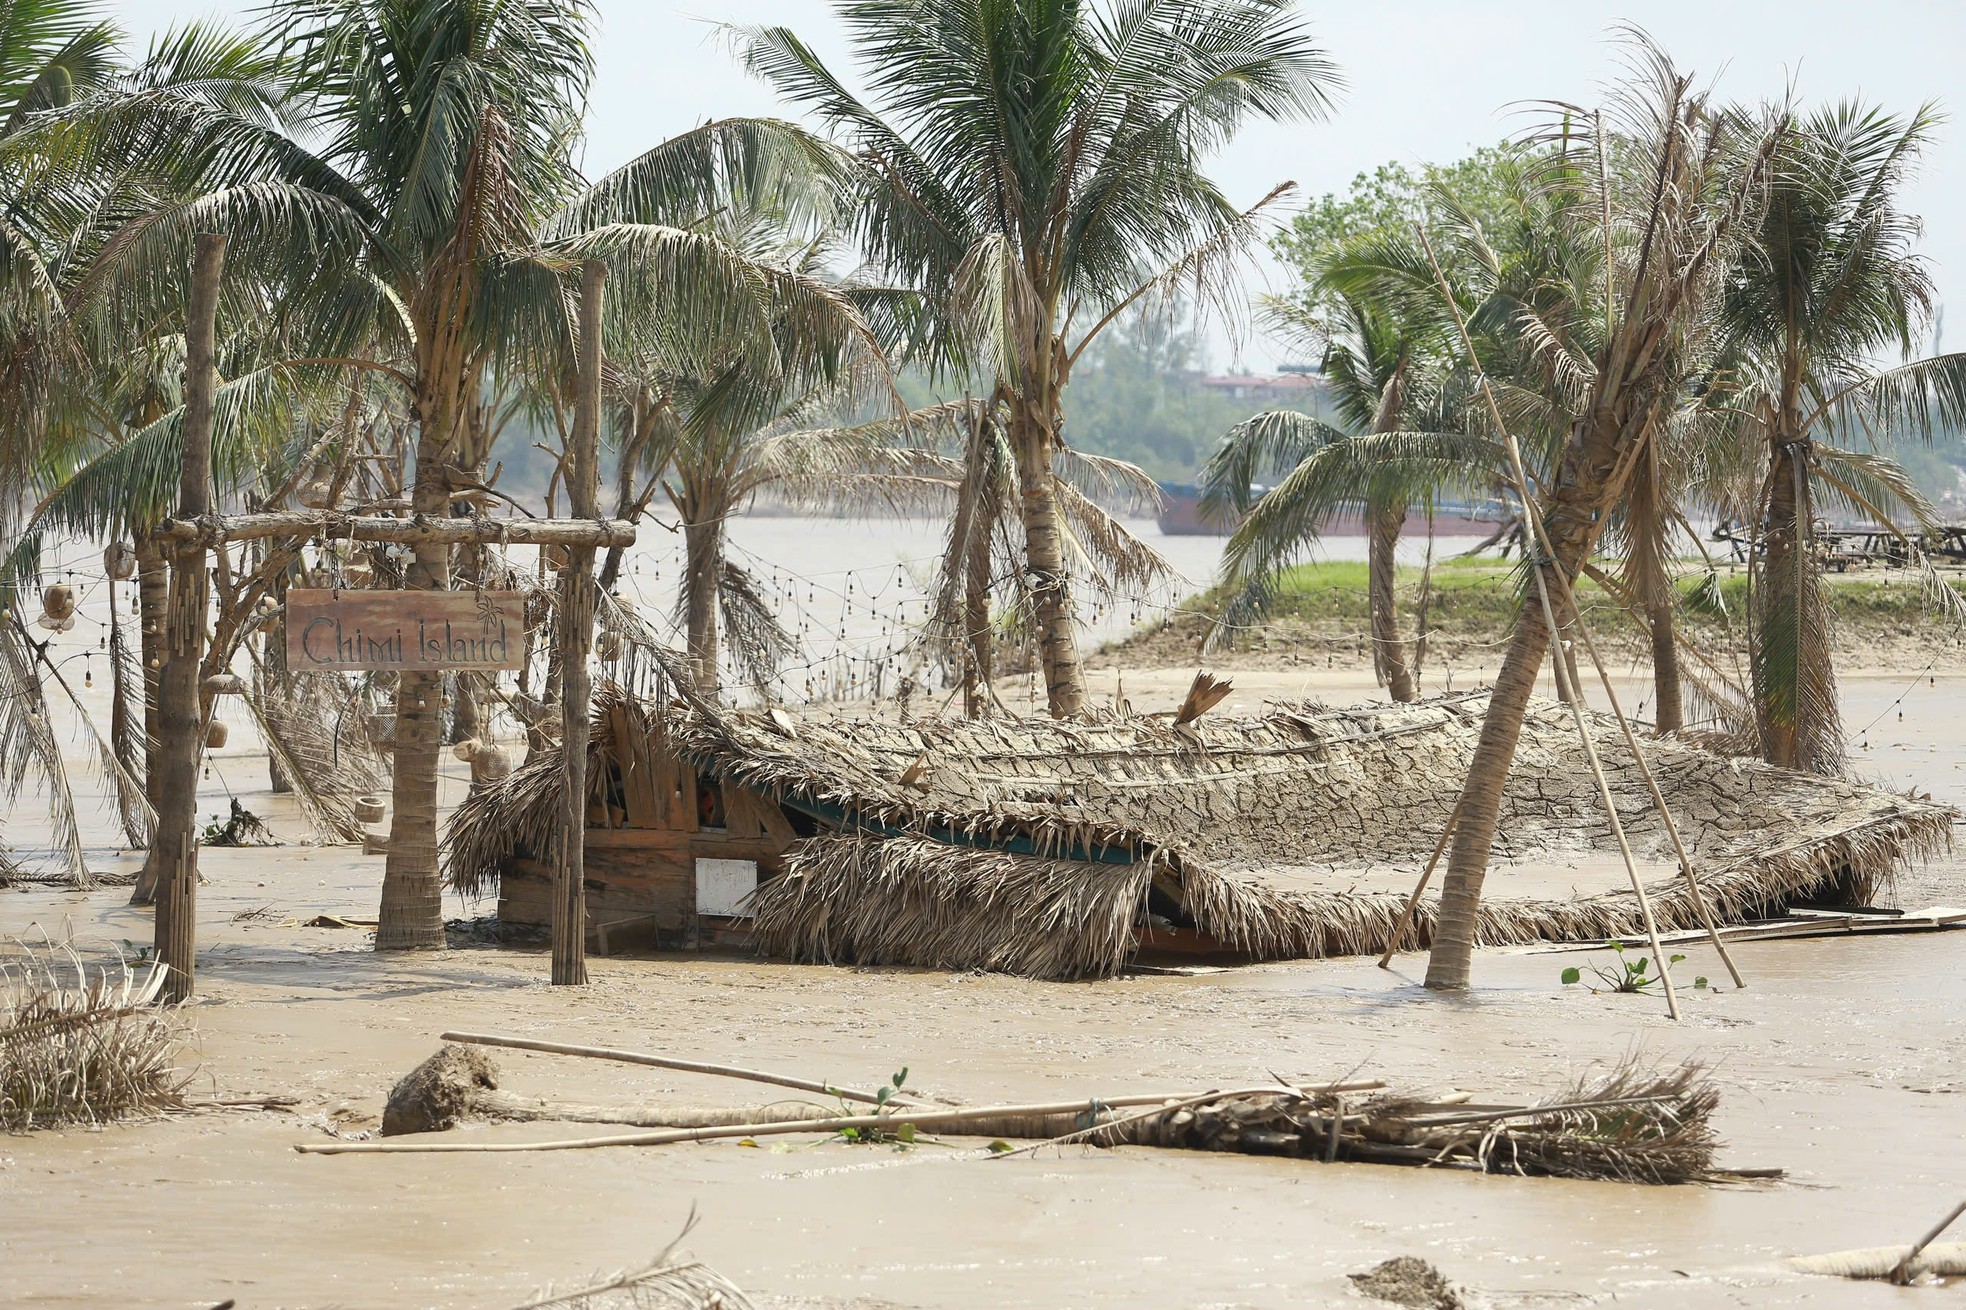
[497,700,800,949]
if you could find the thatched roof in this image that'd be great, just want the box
[445,685,1954,978]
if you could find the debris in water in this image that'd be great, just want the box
[1348,1256,1463,1309]
[202,798,278,847]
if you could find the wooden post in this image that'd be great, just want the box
[153,232,226,1004]
[552,259,605,986]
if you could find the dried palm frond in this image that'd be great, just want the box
[0,618,89,884]
[0,944,189,1129]
[509,1229,753,1310]
[246,673,390,842]
[1051,478,1173,598]
[107,591,150,844]
[711,559,796,695]
[1466,1060,1720,1184]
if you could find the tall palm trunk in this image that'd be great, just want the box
[1425,413,1623,991]
[1627,445,1683,733]
[1365,356,1414,702]
[374,396,460,950]
[1752,432,1838,773]
[1366,498,1415,701]
[682,515,722,695]
[1010,385,1084,718]
[1646,591,1683,733]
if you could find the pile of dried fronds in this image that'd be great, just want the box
[1,944,189,1128]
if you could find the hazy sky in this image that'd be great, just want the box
[114,1,1966,369]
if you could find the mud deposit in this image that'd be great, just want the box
[3,674,1964,1309]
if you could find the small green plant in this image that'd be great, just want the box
[1560,942,1708,994]
[834,1068,917,1148]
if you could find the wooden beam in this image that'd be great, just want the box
[152,511,636,548]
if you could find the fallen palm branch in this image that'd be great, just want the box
[1,945,189,1128]
[307,1045,1749,1184]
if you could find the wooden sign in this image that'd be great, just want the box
[287,589,525,671]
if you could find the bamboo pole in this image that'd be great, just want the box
[153,233,226,1005]
[1894,1199,1966,1285]
[152,512,637,547]
[1541,582,1747,987]
[552,260,605,987]
[1417,225,1681,1020]
[438,1031,933,1107]
[1377,800,1460,967]
[297,1083,1389,1156]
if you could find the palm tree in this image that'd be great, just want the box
[1414,40,1784,991]
[1714,102,1966,775]
[54,0,871,949]
[1201,274,1494,702]
[0,13,317,883]
[736,0,1339,716]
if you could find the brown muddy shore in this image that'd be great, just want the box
[3,671,1964,1310]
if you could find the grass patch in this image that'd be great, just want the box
[1201,557,1946,637]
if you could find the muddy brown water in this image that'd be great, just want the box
[4,668,1965,1308]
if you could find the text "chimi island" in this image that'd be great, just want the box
[299,615,513,669]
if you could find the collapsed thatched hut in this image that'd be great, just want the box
[444,687,1952,979]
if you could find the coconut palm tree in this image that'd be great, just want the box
[1200,273,1496,701]
[735,0,1339,716]
[1713,102,1966,775]
[1415,39,1784,991]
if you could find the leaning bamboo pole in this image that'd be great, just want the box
[153,233,226,1005]
[1417,226,1683,1019]
[552,260,606,987]
[439,1031,936,1107]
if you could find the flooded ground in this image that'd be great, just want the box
[4,522,1964,1309]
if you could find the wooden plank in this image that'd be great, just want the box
[616,702,661,828]
[288,588,523,671]
[754,792,799,845]
[721,784,764,840]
